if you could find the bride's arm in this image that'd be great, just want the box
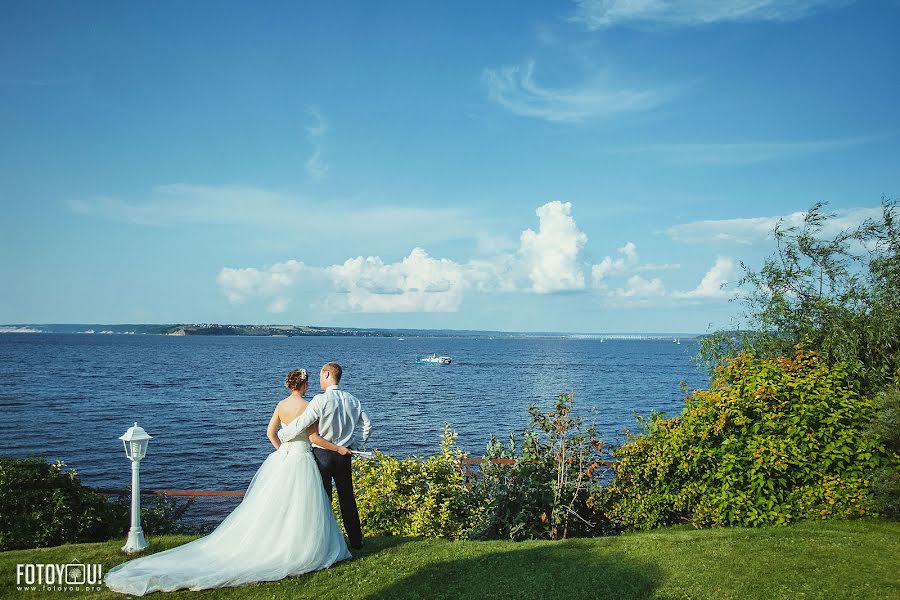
[266,406,282,450]
[307,424,351,455]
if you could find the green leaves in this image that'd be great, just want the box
[598,346,885,530]
[471,393,609,541]
[350,425,484,540]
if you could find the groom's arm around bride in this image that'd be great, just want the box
[277,368,372,447]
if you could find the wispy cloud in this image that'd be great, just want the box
[610,134,891,165]
[483,60,670,123]
[304,107,329,180]
[572,0,851,30]
[67,183,481,248]
[664,206,882,245]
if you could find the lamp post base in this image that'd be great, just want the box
[122,527,149,553]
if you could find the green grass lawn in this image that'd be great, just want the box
[1,519,898,599]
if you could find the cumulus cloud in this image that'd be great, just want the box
[572,0,850,30]
[672,256,736,299]
[592,241,639,285]
[598,253,736,307]
[215,200,591,313]
[483,61,668,123]
[215,202,738,315]
[217,260,305,313]
[520,201,589,293]
[326,248,466,313]
[609,274,667,299]
[664,206,882,245]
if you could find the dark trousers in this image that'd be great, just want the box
[312,447,363,548]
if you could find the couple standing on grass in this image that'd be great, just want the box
[106,362,373,596]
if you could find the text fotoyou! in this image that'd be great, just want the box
[15,562,104,593]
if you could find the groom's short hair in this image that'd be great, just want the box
[322,362,343,383]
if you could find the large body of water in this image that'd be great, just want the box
[0,334,708,494]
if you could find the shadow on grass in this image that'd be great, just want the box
[364,541,660,600]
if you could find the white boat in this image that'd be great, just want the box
[416,354,452,364]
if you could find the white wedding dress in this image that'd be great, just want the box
[105,430,351,595]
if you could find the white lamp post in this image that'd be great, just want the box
[119,422,153,553]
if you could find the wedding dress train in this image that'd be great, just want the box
[105,431,351,595]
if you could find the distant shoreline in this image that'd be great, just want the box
[0,323,702,340]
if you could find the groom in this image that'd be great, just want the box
[277,362,371,549]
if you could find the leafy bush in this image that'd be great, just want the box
[867,385,900,518]
[595,345,885,529]
[0,455,197,550]
[0,456,122,550]
[469,393,609,541]
[350,426,484,539]
[107,493,199,536]
[699,199,900,396]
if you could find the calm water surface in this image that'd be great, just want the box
[0,334,708,493]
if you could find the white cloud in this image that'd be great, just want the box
[215,202,740,315]
[636,262,680,272]
[592,241,639,284]
[664,206,882,245]
[483,61,668,123]
[572,0,850,29]
[609,274,667,299]
[326,248,466,313]
[520,201,588,293]
[672,256,736,299]
[216,200,590,314]
[610,135,887,165]
[68,183,481,250]
[305,107,329,180]
[598,253,736,306]
[216,260,305,314]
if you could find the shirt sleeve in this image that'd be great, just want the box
[277,395,322,442]
[359,404,372,442]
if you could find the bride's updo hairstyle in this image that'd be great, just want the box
[284,368,309,391]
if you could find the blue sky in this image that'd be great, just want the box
[2,0,898,333]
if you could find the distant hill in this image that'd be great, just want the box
[1,323,701,339]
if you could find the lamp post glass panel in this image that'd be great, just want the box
[120,422,152,553]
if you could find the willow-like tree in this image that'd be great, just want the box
[700,197,900,395]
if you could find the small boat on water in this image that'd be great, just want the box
[416,354,452,364]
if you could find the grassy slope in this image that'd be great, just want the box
[1,520,897,600]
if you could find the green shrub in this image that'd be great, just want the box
[867,385,900,518]
[350,426,484,539]
[0,455,197,550]
[0,456,122,550]
[469,393,609,541]
[107,493,199,536]
[595,345,885,529]
[699,198,900,397]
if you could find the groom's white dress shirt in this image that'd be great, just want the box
[278,384,372,449]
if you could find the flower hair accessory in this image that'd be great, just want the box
[284,368,309,389]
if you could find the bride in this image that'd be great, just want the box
[106,369,352,595]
